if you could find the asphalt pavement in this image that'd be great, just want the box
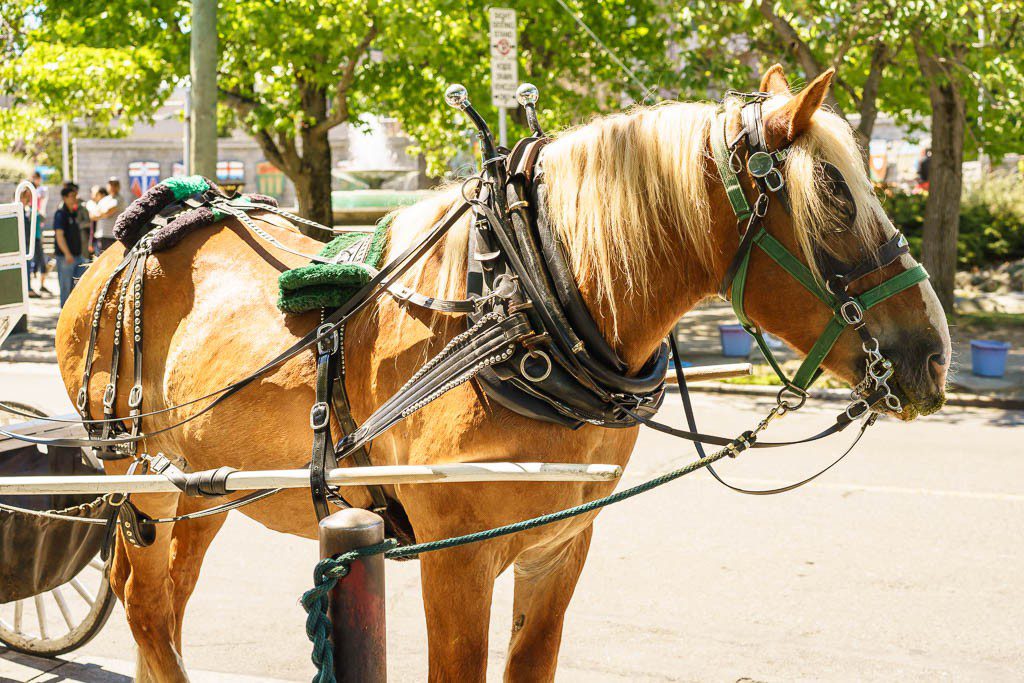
[1,363,1022,682]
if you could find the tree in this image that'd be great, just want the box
[1,0,679,230]
[676,0,1024,311]
[905,1,1024,311]
[678,0,908,146]
[0,1,176,174]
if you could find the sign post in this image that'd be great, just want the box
[489,7,518,148]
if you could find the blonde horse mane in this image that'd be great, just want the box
[390,96,883,338]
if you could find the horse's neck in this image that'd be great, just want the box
[578,231,719,373]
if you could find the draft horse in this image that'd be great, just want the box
[56,66,950,681]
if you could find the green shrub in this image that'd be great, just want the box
[881,172,1024,268]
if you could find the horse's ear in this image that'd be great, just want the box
[760,64,790,95]
[763,68,834,148]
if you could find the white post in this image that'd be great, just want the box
[498,107,508,148]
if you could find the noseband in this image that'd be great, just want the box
[713,92,930,419]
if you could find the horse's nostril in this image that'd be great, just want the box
[928,353,948,387]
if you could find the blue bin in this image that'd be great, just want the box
[970,340,1011,378]
[719,324,753,357]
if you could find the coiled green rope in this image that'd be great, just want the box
[301,445,732,682]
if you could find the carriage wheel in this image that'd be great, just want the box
[0,555,118,657]
[0,402,118,657]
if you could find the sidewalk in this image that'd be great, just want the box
[677,299,1024,406]
[2,271,60,364]
[4,274,1022,406]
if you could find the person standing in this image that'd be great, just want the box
[916,147,931,193]
[92,176,123,254]
[20,187,49,298]
[31,171,48,223]
[53,185,86,307]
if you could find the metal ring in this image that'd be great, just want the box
[861,338,880,355]
[729,148,744,175]
[884,394,903,411]
[776,386,807,411]
[316,323,339,356]
[127,385,143,409]
[520,350,552,383]
[845,399,869,421]
[309,402,330,430]
[102,384,116,410]
[459,176,486,203]
[753,193,769,218]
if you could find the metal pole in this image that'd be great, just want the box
[60,123,70,181]
[183,86,192,176]
[189,0,218,178]
[319,509,387,683]
[498,107,508,148]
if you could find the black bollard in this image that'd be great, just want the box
[318,508,387,683]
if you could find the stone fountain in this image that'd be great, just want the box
[332,117,433,226]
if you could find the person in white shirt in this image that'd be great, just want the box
[92,177,123,254]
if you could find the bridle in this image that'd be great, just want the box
[713,92,930,423]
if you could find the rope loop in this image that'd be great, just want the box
[301,539,399,683]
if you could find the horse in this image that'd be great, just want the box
[55,65,950,682]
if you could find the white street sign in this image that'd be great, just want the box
[489,7,518,109]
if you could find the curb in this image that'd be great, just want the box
[666,378,1024,411]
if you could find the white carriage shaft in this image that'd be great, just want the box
[0,462,623,496]
[489,7,518,109]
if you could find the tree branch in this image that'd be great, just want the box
[219,86,302,175]
[756,0,846,118]
[311,17,378,136]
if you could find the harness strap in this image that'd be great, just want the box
[711,112,752,221]
[310,324,344,521]
[2,201,474,449]
[328,324,390,515]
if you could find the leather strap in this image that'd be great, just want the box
[3,201,474,450]
[329,323,389,514]
[310,324,341,521]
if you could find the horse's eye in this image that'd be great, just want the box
[821,163,856,229]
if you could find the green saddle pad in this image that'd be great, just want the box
[277,215,392,314]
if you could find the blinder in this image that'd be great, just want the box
[714,92,929,413]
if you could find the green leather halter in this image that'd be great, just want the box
[712,105,929,400]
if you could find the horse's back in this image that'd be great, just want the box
[55,215,323,464]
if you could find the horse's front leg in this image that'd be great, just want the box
[420,544,501,683]
[167,496,229,652]
[108,492,191,683]
[504,525,594,683]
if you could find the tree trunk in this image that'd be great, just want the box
[916,44,965,314]
[293,82,334,235]
[293,135,333,235]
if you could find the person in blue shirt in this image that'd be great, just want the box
[53,185,86,307]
